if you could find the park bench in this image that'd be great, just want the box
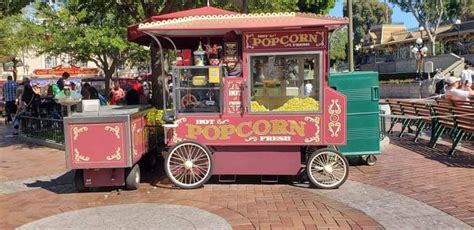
[397,101,418,138]
[386,99,405,134]
[430,104,473,155]
[411,102,434,143]
[435,97,474,108]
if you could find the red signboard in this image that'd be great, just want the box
[170,115,324,146]
[243,29,327,52]
[224,77,244,115]
[33,65,98,76]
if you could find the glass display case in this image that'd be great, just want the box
[249,52,322,113]
[172,66,223,114]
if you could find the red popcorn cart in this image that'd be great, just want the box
[128,7,351,189]
[64,106,153,192]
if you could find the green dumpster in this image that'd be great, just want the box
[329,71,381,164]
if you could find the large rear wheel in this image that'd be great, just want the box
[306,148,349,189]
[164,141,213,189]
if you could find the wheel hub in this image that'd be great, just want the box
[184,160,193,169]
[323,165,333,174]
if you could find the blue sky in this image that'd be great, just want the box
[329,0,419,29]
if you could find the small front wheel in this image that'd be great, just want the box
[125,164,141,190]
[165,141,213,189]
[365,155,377,166]
[307,148,349,189]
[74,169,89,192]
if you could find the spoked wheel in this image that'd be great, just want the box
[74,169,89,192]
[306,148,349,189]
[181,95,198,109]
[165,141,213,189]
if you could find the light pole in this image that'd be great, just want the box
[454,19,462,55]
[370,45,375,63]
[411,38,428,79]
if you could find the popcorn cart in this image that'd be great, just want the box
[64,105,152,192]
[128,6,353,189]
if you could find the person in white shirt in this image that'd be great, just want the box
[460,65,472,84]
[445,76,474,101]
[304,80,313,96]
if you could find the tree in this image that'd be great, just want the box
[446,0,474,21]
[0,0,31,18]
[35,1,148,93]
[343,0,392,47]
[330,27,348,69]
[389,0,451,56]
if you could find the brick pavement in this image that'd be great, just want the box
[0,124,382,230]
[350,132,474,227]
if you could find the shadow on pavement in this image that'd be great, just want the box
[389,134,474,168]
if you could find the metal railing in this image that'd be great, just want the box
[379,110,387,140]
[19,115,64,144]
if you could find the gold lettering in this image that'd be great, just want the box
[203,125,220,140]
[220,125,236,140]
[261,38,271,47]
[289,34,299,43]
[309,33,318,43]
[186,124,202,139]
[270,120,288,135]
[252,38,262,46]
[280,35,289,45]
[288,121,305,136]
[253,120,271,135]
[271,37,279,46]
[300,34,309,42]
[236,122,252,138]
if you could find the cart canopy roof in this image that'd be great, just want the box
[128,6,347,44]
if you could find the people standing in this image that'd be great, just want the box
[126,77,144,105]
[109,82,125,105]
[81,83,99,100]
[2,76,18,123]
[57,72,71,91]
[460,65,472,86]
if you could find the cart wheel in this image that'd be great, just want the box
[74,169,89,192]
[365,155,377,166]
[165,141,213,189]
[125,164,141,190]
[307,148,349,189]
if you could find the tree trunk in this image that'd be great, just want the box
[12,58,18,82]
[103,69,113,95]
[150,42,164,109]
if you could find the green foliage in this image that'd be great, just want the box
[35,0,149,91]
[445,0,474,21]
[0,0,31,18]
[247,0,335,14]
[330,27,348,67]
[344,0,392,45]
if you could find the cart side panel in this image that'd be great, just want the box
[83,168,125,187]
[169,115,323,146]
[131,116,147,164]
[212,146,300,175]
[67,122,128,169]
[323,87,347,145]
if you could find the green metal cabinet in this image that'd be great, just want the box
[329,71,381,156]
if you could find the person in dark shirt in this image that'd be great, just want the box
[81,83,99,100]
[57,72,70,91]
[21,78,39,106]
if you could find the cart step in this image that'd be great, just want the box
[218,175,237,183]
[261,175,279,183]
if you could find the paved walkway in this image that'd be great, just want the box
[1,123,473,229]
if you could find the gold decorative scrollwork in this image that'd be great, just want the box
[132,123,138,156]
[328,99,342,137]
[172,130,184,144]
[315,31,325,47]
[304,117,321,143]
[105,126,120,139]
[72,127,88,140]
[244,136,257,142]
[106,147,122,161]
[217,119,229,125]
[74,148,90,162]
[175,118,187,125]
